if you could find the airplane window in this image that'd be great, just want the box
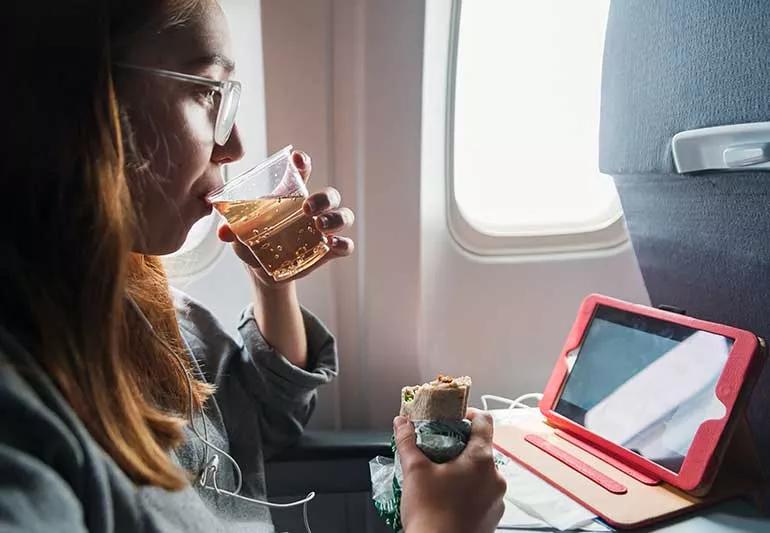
[453,0,619,237]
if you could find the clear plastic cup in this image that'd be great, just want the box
[207,145,330,281]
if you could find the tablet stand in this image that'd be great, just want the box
[493,303,768,529]
[495,406,766,528]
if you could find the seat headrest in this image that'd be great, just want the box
[600,0,770,176]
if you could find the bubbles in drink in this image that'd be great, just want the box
[213,196,329,281]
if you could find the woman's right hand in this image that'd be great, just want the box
[395,408,507,533]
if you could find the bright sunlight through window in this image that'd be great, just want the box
[453,0,619,236]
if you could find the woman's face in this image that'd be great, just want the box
[119,0,244,255]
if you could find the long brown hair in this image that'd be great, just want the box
[3,1,213,489]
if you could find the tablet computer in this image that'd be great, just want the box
[540,294,763,495]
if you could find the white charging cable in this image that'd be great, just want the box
[481,393,543,411]
[128,297,315,533]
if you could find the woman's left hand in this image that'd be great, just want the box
[217,150,355,287]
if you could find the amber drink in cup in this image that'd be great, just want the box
[207,145,329,281]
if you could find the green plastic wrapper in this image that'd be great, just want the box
[369,419,472,532]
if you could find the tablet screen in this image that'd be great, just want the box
[554,305,734,472]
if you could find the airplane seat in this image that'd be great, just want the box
[600,0,770,478]
[265,430,392,532]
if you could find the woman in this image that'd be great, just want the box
[1,1,505,532]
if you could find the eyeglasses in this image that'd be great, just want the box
[116,64,241,146]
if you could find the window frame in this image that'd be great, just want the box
[445,0,628,256]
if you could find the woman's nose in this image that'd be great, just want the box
[212,124,245,165]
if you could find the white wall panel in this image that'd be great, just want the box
[248,0,649,430]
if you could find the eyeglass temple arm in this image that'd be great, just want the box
[114,63,227,90]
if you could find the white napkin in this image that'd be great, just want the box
[490,408,611,532]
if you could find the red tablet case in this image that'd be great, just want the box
[494,294,767,529]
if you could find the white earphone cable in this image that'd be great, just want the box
[128,297,314,532]
[481,392,543,411]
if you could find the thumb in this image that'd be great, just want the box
[394,416,428,474]
[462,408,495,460]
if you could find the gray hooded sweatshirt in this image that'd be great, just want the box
[0,289,338,532]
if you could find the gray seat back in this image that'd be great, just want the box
[600,0,770,472]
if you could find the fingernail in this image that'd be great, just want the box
[318,215,329,229]
[293,151,305,170]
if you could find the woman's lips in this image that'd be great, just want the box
[195,174,225,204]
[197,185,222,211]
[199,196,214,214]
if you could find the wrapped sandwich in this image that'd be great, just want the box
[371,375,473,531]
[400,374,471,421]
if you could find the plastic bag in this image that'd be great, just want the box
[370,420,471,531]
